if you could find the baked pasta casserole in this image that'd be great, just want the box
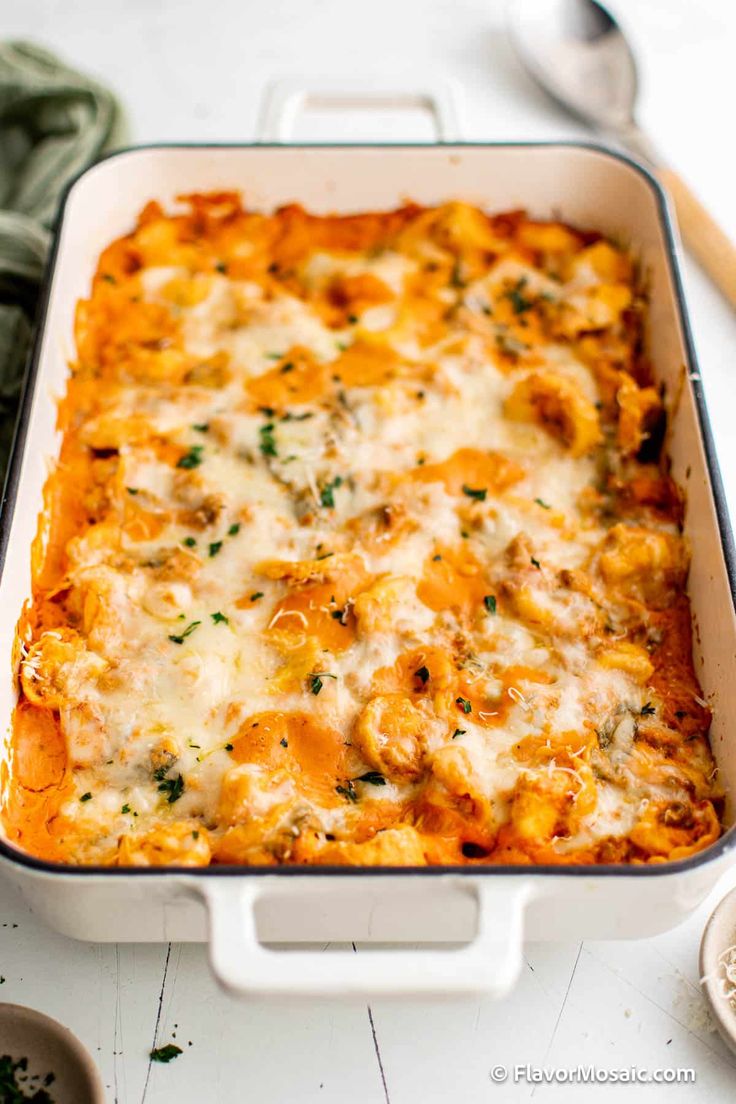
[4,193,721,867]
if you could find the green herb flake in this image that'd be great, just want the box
[126,486,139,495]
[450,261,466,289]
[259,422,278,458]
[177,445,204,470]
[452,728,466,739]
[415,665,430,685]
[209,540,223,558]
[192,422,209,433]
[182,536,197,548]
[157,774,185,804]
[336,781,358,803]
[121,803,131,814]
[79,792,93,802]
[150,1044,183,1063]
[506,277,534,314]
[456,696,472,714]
[215,261,228,274]
[641,702,656,716]
[355,771,386,786]
[309,672,336,696]
[250,591,264,602]
[101,272,117,284]
[280,361,295,374]
[228,522,241,537]
[319,475,343,509]
[534,497,551,510]
[280,737,288,748]
[224,743,234,752]
[462,484,487,502]
[168,620,202,645]
[211,611,229,625]
[484,594,497,614]
[531,556,541,569]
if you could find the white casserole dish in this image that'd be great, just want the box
[1,130,736,999]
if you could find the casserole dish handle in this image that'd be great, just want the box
[201,879,531,998]
[256,78,462,143]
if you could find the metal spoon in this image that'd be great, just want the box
[507,0,736,307]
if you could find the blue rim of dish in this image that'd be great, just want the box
[0,139,734,880]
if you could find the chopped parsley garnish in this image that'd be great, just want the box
[319,475,343,509]
[280,737,288,748]
[452,729,466,739]
[157,774,185,804]
[168,620,201,645]
[101,272,117,284]
[266,352,284,361]
[250,591,264,602]
[336,781,358,803]
[121,804,131,813]
[150,1044,182,1063]
[330,606,349,625]
[215,261,228,274]
[462,484,487,502]
[456,696,472,714]
[415,665,430,684]
[211,611,229,625]
[0,1055,56,1099]
[228,522,241,537]
[208,540,223,557]
[641,702,656,716]
[79,792,92,802]
[177,445,204,469]
[192,422,209,433]
[126,486,139,495]
[450,261,466,289]
[506,277,534,314]
[484,594,497,614]
[534,497,551,509]
[280,361,295,374]
[309,672,336,695]
[347,313,359,324]
[355,771,386,786]
[259,422,278,458]
[224,743,234,752]
[531,556,541,569]
[182,536,197,548]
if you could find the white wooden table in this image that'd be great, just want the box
[3,1,736,1100]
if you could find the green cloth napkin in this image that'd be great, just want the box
[0,41,118,486]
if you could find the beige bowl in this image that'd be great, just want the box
[0,1004,105,1103]
[700,886,736,1057]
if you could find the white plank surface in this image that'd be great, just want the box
[2,1,736,1100]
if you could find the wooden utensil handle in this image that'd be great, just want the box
[659,168,736,308]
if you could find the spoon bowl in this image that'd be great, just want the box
[506,0,736,308]
[507,0,638,133]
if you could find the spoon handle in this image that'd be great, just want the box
[658,168,736,309]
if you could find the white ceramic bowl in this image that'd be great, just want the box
[700,887,736,1056]
[0,1004,104,1103]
